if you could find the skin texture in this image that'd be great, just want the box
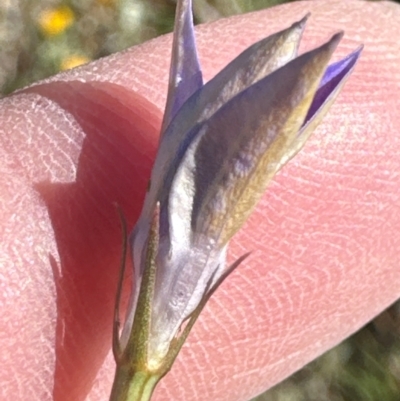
[1,0,400,400]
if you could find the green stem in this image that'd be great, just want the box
[109,367,160,401]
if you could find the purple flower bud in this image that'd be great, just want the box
[110,1,362,399]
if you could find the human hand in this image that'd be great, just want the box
[1,1,399,400]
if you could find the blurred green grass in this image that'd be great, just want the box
[1,1,399,400]
[0,0,335,93]
[0,0,398,94]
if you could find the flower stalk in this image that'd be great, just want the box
[109,369,160,401]
[109,0,362,399]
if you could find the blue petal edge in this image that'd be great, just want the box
[161,0,203,133]
[304,45,363,126]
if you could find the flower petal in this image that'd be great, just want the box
[167,14,309,136]
[145,32,345,362]
[140,20,310,354]
[128,0,202,316]
[305,45,363,127]
[148,243,227,365]
[277,46,363,168]
[172,33,343,249]
[145,16,308,240]
[161,0,203,134]
[132,18,310,294]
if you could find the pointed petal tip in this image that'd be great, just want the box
[329,31,344,48]
[281,13,308,54]
[342,44,363,68]
[161,0,202,134]
[300,37,362,137]
[325,43,363,83]
[313,31,344,60]
[354,44,364,57]
[295,12,311,28]
[288,13,309,35]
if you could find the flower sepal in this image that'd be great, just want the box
[110,206,163,401]
[110,205,250,401]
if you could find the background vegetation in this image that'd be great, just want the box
[1,1,399,400]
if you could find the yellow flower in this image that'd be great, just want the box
[38,5,75,37]
[60,55,91,71]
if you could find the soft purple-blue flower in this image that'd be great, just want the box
[110,1,361,399]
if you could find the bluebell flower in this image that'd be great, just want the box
[110,1,362,400]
